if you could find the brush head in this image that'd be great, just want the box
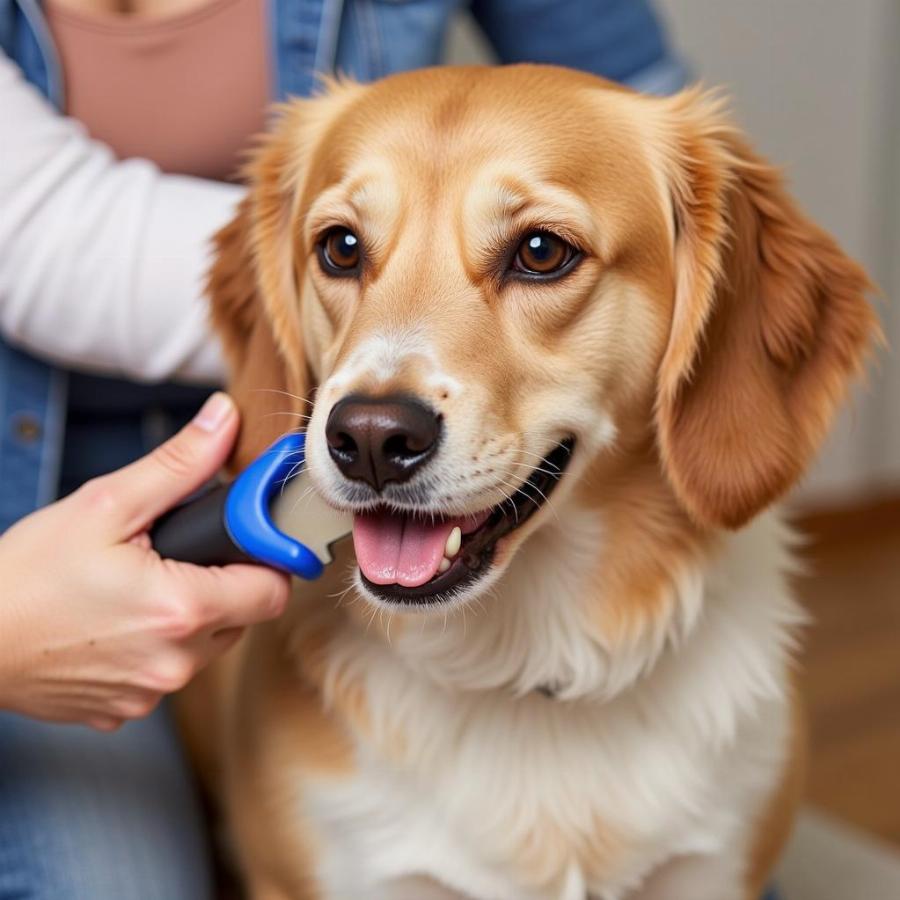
[269,467,352,566]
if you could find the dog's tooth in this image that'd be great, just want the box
[445,526,462,559]
[438,557,451,573]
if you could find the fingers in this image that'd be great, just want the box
[147,559,289,644]
[203,564,291,630]
[210,626,245,650]
[174,627,246,683]
[80,392,239,539]
[88,716,124,732]
[47,620,254,730]
[87,687,162,729]
[41,691,157,730]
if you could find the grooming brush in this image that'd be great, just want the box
[150,433,351,578]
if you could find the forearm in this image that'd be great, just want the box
[0,50,243,384]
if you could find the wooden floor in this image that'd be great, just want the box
[793,497,900,847]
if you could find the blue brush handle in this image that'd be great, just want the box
[150,432,324,580]
[224,432,324,579]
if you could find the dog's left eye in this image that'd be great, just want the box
[318,227,361,275]
[511,231,578,278]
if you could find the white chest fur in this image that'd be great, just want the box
[298,512,803,900]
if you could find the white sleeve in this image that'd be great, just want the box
[0,49,245,385]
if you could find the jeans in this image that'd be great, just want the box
[0,706,213,899]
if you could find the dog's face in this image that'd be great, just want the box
[212,66,875,611]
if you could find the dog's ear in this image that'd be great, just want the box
[208,85,361,472]
[208,194,299,472]
[655,90,878,529]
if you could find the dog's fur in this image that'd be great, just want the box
[181,66,877,899]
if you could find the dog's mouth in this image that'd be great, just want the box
[353,438,575,605]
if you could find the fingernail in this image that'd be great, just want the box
[193,392,234,433]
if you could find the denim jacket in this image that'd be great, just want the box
[0,0,685,532]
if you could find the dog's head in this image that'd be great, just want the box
[212,66,876,611]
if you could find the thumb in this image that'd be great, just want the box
[97,392,239,537]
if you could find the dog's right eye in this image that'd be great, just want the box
[318,227,361,276]
[510,231,580,280]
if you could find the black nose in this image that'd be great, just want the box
[325,395,442,490]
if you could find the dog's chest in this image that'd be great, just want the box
[298,674,771,900]
[294,515,797,899]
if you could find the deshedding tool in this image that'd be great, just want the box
[150,433,351,578]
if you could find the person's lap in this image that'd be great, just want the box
[0,705,213,900]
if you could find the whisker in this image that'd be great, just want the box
[276,460,305,495]
[286,481,320,515]
[516,482,560,525]
[261,411,314,422]
[515,435,572,454]
[505,461,564,478]
[513,448,566,465]
[513,447,553,459]
[491,478,522,525]
[497,472,560,524]
[251,388,315,407]
[328,583,356,607]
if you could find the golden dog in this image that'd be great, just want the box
[182,65,877,900]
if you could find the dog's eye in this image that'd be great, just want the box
[319,227,361,275]
[512,231,576,277]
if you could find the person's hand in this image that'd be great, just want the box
[0,392,290,731]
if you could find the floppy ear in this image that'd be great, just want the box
[208,194,302,472]
[207,85,362,471]
[656,90,879,529]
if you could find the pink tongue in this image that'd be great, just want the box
[353,511,488,588]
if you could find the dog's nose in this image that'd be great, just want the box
[325,395,442,490]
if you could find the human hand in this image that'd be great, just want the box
[0,392,289,730]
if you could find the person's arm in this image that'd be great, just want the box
[0,49,243,384]
[0,393,289,731]
[470,0,687,94]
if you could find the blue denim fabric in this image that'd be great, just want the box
[0,343,66,533]
[0,706,213,900]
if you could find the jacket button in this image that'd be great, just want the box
[12,413,42,444]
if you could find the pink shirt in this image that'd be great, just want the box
[44,0,270,181]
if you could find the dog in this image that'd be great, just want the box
[181,65,878,900]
